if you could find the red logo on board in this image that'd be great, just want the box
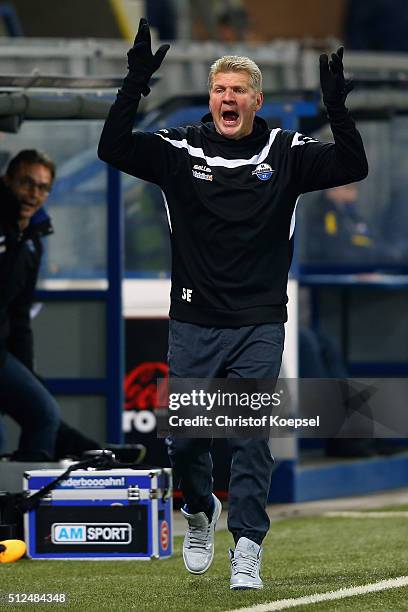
[160,520,169,551]
[124,362,168,411]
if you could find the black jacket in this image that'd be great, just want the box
[98,87,368,326]
[0,180,53,369]
[303,192,377,265]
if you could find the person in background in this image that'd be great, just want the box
[146,0,177,40]
[304,183,377,266]
[0,149,60,460]
[345,0,408,52]
[0,150,145,463]
[190,0,249,40]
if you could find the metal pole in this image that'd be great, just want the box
[106,164,124,442]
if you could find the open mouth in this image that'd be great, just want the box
[20,202,36,214]
[222,110,239,125]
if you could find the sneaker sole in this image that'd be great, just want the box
[230,583,263,590]
[183,495,222,575]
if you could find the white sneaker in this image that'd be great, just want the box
[181,494,222,574]
[229,537,263,590]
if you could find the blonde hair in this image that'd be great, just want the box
[208,56,262,93]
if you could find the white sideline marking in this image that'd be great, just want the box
[324,511,408,518]
[227,576,408,612]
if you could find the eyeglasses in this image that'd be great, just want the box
[15,176,52,195]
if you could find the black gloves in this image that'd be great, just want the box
[319,46,353,108]
[124,18,170,97]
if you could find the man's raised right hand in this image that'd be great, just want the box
[126,18,170,96]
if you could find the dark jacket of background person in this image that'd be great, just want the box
[345,0,408,52]
[302,186,377,266]
[0,179,53,370]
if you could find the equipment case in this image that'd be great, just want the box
[23,468,172,560]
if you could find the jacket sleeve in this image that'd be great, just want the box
[289,108,369,194]
[0,225,9,364]
[6,274,35,371]
[98,88,177,186]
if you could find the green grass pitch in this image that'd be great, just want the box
[1,507,408,611]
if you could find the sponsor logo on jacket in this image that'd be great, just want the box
[192,164,213,181]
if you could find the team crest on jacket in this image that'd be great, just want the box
[252,163,274,181]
